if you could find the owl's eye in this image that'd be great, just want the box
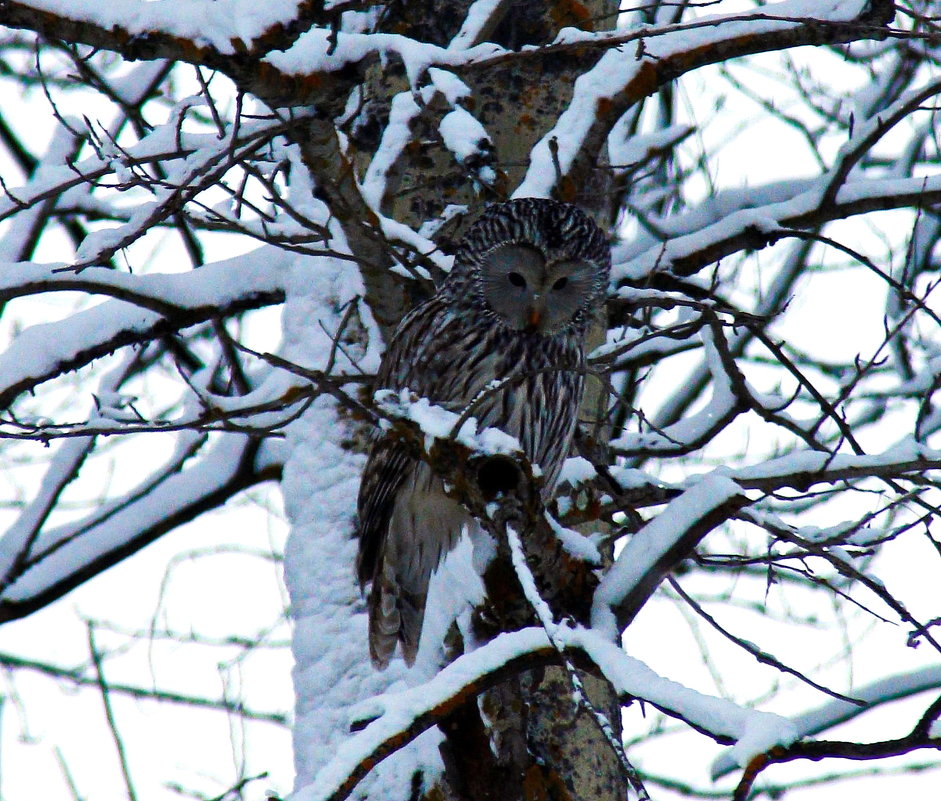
[508,272,527,288]
[552,277,568,290]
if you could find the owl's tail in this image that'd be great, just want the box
[368,570,427,669]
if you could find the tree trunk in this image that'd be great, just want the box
[438,667,627,801]
[335,1,629,797]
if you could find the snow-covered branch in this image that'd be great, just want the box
[0,430,268,623]
[303,625,801,801]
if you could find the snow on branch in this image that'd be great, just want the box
[613,173,941,282]
[515,0,893,199]
[0,431,265,623]
[721,437,941,493]
[0,354,138,588]
[0,0,360,108]
[592,475,750,635]
[0,0,894,117]
[712,664,941,780]
[0,246,292,409]
[0,251,288,314]
[611,322,744,456]
[728,693,941,800]
[299,625,800,801]
[609,75,941,285]
[594,438,941,518]
[2,0,327,56]
[375,388,522,461]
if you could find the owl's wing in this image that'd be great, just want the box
[355,437,413,588]
[358,297,474,667]
[356,299,443,585]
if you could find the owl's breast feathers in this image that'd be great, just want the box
[359,297,583,548]
[382,297,584,405]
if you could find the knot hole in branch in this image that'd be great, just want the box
[476,455,522,500]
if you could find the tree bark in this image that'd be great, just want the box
[336,3,629,796]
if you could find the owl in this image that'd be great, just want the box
[356,198,610,668]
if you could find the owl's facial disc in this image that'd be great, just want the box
[480,243,596,334]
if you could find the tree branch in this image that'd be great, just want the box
[733,695,941,801]
[0,435,272,623]
[0,0,364,111]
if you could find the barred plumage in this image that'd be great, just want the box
[357,198,610,668]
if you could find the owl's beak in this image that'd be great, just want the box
[525,306,542,331]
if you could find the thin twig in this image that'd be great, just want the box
[87,624,139,801]
[667,576,865,706]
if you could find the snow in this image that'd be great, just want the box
[70,116,268,266]
[0,431,250,602]
[612,172,941,281]
[558,455,596,485]
[15,0,875,105]
[108,60,172,106]
[515,0,873,199]
[360,90,426,209]
[608,123,694,171]
[715,436,941,486]
[546,514,602,564]
[0,106,296,230]
[0,124,78,262]
[284,393,442,796]
[438,107,490,164]
[0,250,283,307]
[294,629,548,801]
[376,389,522,458]
[0,246,292,405]
[265,28,504,88]
[515,46,629,200]
[280,251,443,797]
[506,525,557,632]
[607,466,668,491]
[0,433,93,584]
[447,0,506,50]
[412,533,488,674]
[376,215,453,278]
[565,628,798,768]
[592,475,745,638]
[610,326,737,454]
[610,178,811,266]
[823,75,941,200]
[298,624,799,801]
[19,0,313,55]
[711,664,941,779]
[427,68,470,102]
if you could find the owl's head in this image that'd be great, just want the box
[449,198,610,336]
